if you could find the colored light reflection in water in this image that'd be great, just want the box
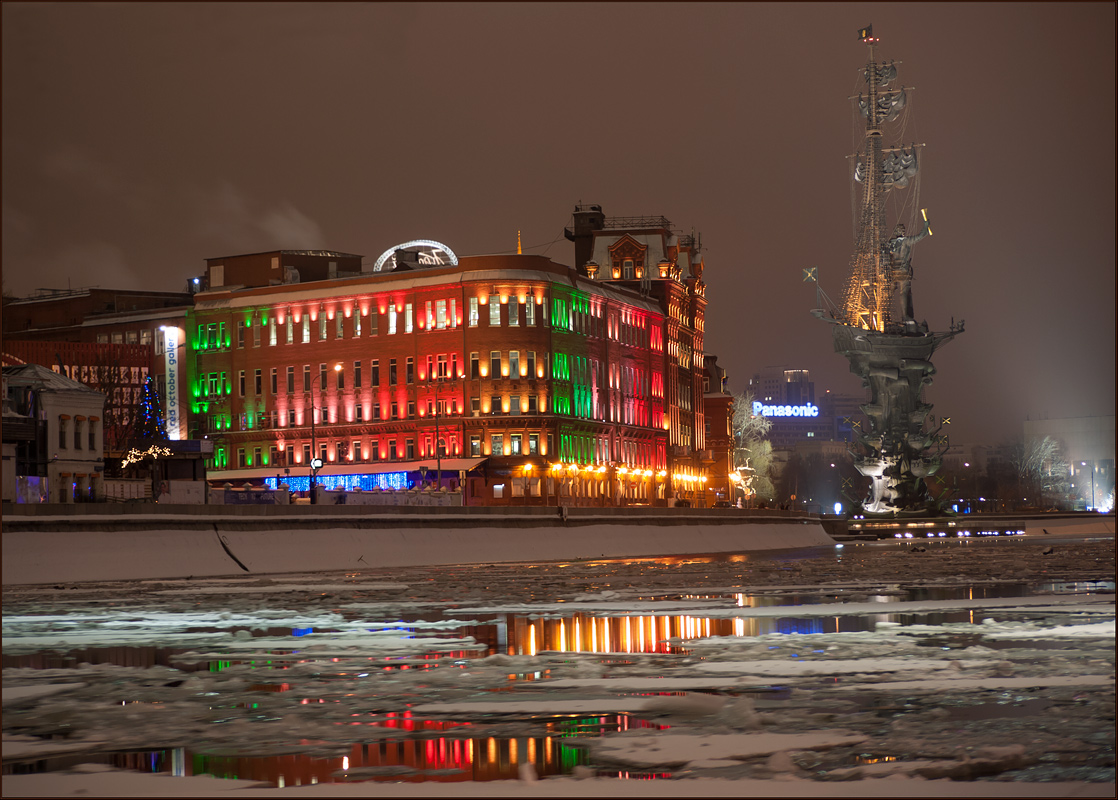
[4,715,670,787]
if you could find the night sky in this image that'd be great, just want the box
[3,3,1114,447]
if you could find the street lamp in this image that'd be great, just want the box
[308,363,342,504]
[1081,461,1096,511]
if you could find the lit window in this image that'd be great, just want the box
[469,298,479,327]
[489,300,500,326]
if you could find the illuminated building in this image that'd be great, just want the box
[189,245,671,505]
[565,205,710,504]
[1,288,193,460]
[702,355,734,504]
[748,367,867,449]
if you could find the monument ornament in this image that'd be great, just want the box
[810,26,964,517]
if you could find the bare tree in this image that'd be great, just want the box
[1010,435,1070,509]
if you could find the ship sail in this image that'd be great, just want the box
[864,61,897,85]
[854,146,918,189]
[882,146,918,189]
[858,88,906,122]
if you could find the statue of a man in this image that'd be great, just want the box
[888,214,931,322]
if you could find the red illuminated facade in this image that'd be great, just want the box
[566,205,712,503]
[190,248,674,505]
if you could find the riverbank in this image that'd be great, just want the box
[4,508,1111,587]
[2,507,838,585]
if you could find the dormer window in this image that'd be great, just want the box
[607,235,648,281]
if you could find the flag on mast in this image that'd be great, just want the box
[858,24,873,41]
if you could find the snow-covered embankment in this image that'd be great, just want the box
[1,512,835,585]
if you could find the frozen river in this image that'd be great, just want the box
[3,532,1114,797]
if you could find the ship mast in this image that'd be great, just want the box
[840,32,889,331]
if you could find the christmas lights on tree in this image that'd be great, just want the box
[138,375,168,441]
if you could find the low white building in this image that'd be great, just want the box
[2,364,107,503]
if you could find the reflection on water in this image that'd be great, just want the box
[2,714,669,786]
[6,547,1109,786]
[4,581,1049,674]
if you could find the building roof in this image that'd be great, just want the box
[193,262,664,316]
[205,250,363,261]
[2,363,101,393]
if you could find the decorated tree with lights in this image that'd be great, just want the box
[137,376,168,441]
[123,376,170,500]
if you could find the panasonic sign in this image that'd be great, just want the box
[753,401,820,418]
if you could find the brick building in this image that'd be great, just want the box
[565,205,711,503]
[2,287,192,462]
[2,209,720,508]
[188,245,673,506]
[702,355,735,505]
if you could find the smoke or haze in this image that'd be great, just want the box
[3,3,1114,446]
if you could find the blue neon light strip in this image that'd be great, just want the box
[264,472,409,492]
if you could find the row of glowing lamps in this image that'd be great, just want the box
[531,463,706,485]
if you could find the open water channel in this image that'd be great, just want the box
[3,533,1114,792]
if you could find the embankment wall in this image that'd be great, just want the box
[1,509,835,585]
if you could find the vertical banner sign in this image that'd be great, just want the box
[163,327,185,440]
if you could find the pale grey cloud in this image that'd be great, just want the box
[192,181,324,255]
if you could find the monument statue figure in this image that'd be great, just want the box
[809,27,964,517]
